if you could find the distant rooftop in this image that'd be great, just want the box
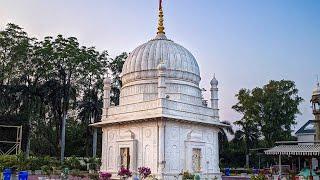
[295,120,316,135]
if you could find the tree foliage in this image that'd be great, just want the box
[232,80,303,147]
[0,23,125,158]
[107,52,127,105]
[218,80,303,168]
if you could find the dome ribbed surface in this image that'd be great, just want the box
[121,34,200,85]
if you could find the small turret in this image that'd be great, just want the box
[102,73,111,118]
[210,75,219,119]
[311,81,320,141]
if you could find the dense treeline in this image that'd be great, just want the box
[0,23,126,158]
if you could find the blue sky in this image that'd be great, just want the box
[1,0,319,131]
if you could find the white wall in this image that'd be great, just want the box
[101,121,158,174]
[297,134,315,145]
[164,121,220,179]
[101,120,221,179]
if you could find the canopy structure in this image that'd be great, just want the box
[265,144,320,156]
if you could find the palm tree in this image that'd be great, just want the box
[234,120,260,167]
[218,121,234,153]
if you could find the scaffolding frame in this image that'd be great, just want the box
[0,125,22,155]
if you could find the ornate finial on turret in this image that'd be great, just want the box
[313,75,320,96]
[157,0,165,34]
[210,74,218,86]
[103,73,111,85]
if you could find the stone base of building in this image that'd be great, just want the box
[162,172,222,180]
[108,172,222,180]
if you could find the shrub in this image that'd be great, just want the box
[70,169,85,179]
[251,174,267,180]
[0,155,18,170]
[89,172,99,180]
[14,153,30,171]
[28,156,59,171]
[87,157,100,171]
[100,171,112,180]
[65,156,81,170]
[118,167,132,179]
[41,165,53,177]
[138,166,151,179]
[182,171,194,180]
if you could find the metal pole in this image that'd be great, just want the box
[279,154,282,179]
[19,126,22,153]
[16,126,19,155]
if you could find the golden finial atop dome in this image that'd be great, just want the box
[157,0,165,34]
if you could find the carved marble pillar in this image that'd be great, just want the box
[158,119,166,179]
[157,61,167,99]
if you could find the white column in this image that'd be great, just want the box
[213,130,220,173]
[101,129,107,171]
[101,74,111,171]
[158,120,166,179]
[210,76,219,119]
[157,61,167,99]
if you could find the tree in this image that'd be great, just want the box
[233,121,260,167]
[78,88,103,156]
[218,121,234,153]
[77,47,107,157]
[0,23,125,159]
[232,80,303,166]
[0,23,43,157]
[107,52,127,105]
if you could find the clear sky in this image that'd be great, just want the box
[1,0,319,131]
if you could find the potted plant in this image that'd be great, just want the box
[118,167,132,180]
[138,166,151,179]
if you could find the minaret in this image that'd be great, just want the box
[210,75,219,119]
[102,73,111,118]
[311,81,320,141]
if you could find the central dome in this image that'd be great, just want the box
[119,34,203,106]
[121,34,201,86]
[119,5,203,106]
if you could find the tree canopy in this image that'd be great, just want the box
[220,80,303,167]
[0,23,125,158]
[233,80,303,147]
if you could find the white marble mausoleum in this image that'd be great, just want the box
[93,3,226,179]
